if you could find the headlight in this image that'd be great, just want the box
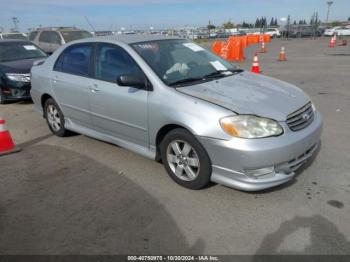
[6,73,31,83]
[220,115,283,138]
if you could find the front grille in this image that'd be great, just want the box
[275,143,318,173]
[287,102,314,131]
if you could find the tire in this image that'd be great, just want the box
[44,98,68,137]
[160,128,212,190]
[0,93,6,104]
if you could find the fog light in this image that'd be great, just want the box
[245,166,275,178]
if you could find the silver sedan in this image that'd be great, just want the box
[30,35,322,191]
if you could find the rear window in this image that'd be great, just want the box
[0,42,47,62]
[29,31,38,41]
[2,33,27,40]
[60,30,92,43]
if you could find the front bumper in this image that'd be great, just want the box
[198,111,323,191]
[0,85,31,101]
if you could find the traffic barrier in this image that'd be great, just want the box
[211,41,225,55]
[251,52,260,74]
[0,119,21,156]
[278,46,287,61]
[226,37,244,61]
[263,34,271,43]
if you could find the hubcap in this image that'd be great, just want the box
[166,140,200,181]
[47,105,61,132]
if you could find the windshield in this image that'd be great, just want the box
[132,39,238,86]
[60,30,92,43]
[2,33,27,40]
[0,43,47,62]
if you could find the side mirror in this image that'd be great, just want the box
[117,74,150,90]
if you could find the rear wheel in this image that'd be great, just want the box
[44,98,69,137]
[161,128,212,190]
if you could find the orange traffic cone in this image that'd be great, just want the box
[260,41,267,53]
[251,52,260,74]
[278,46,287,61]
[333,33,337,44]
[0,119,21,156]
[329,36,335,48]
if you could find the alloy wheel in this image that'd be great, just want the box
[166,140,200,181]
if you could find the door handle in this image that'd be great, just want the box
[89,84,101,93]
[51,76,60,83]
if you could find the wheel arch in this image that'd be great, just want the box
[155,123,193,162]
[41,93,53,116]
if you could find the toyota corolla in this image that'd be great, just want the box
[30,35,322,191]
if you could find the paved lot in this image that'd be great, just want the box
[0,38,350,255]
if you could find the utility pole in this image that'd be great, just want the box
[326,1,334,26]
[11,17,19,32]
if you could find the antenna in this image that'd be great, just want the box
[84,16,96,32]
[326,1,334,26]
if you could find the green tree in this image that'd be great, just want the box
[223,20,234,29]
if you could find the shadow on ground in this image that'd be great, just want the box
[0,144,204,254]
[254,215,350,255]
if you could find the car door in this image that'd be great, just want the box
[51,43,93,129]
[89,43,149,148]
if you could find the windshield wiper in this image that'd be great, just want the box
[169,77,206,86]
[169,69,243,87]
[204,69,243,79]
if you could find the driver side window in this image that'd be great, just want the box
[95,44,143,83]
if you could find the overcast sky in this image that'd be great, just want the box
[0,0,349,32]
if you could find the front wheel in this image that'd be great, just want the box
[161,128,212,190]
[44,98,69,137]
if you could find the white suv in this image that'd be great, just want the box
[265,28,281,38]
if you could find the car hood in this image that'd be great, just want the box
[0,58,44,74]
[177,71,310,121]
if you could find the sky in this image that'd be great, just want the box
[0,0,349,32]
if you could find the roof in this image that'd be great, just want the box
[89,34,183,44]
[0,39,30,44]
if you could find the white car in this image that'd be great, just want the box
[265,28,281,38]
[324,26,350,36]
[252,28,280,38]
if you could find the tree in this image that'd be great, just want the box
[274,18,279,26]
[293,20,297,25]
[270,17,274,26]
[348,17,350,21]
[223,20,234,29]
[207,23,216,30]
[255,18,260,28]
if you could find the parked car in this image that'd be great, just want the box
[93,31,114,37]
[29,27,92,54]
[0,32,27,40]
[30,35,322,191]
[265,28,281,38]
[324,26,350,36]
[283,25,323,38]
[0,40,47,103]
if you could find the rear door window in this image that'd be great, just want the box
[54,44,92,77]
[29,31,38,41]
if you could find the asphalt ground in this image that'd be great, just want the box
[0,37,349,255]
